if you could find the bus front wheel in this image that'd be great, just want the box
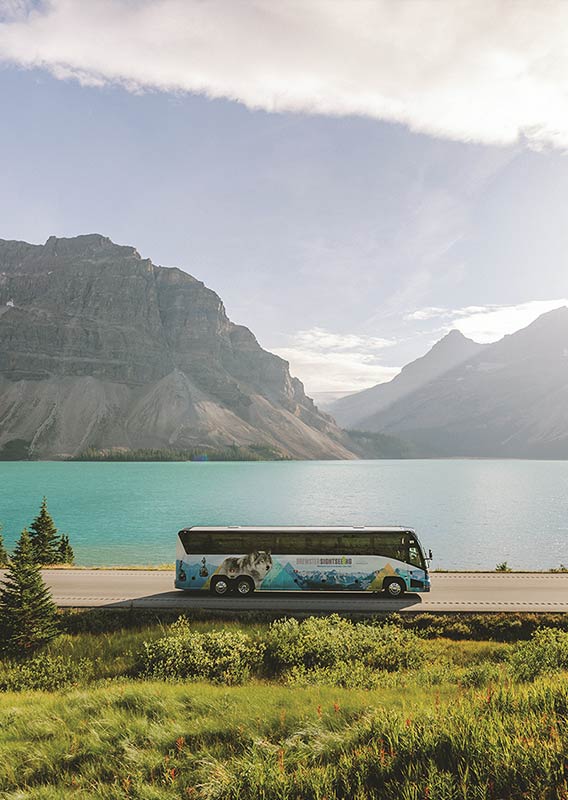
[210,576,230,596]
[383,578,406,598]
[235,576,255,596]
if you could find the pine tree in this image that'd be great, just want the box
[0,528,59,654]
[57,534,74,565]
[29,497,60,564]
[0,525,8,567]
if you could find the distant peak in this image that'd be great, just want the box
[433,328,478,348]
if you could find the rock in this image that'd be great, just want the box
[0,235,355,460]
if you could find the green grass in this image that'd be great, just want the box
[1,614,568,798]
[0,676,567,798]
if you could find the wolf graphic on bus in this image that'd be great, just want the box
[219,550,273,589]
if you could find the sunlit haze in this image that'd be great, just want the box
[2,1,568,392]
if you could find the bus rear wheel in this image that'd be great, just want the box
[210,576,230,596]
[235,576,255,596]
[383,578,406,598]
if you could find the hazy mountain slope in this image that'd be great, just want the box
[363,307,568,457]
[0,234,355,459]
[329,330,485,429]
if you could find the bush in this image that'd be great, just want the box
[510,627,568,681]
[265,614,423,675]
[283,660,385,689]
[138,617,265,684]
[458,662,501,688]
[392,612,568,642]
[0,654,93,692]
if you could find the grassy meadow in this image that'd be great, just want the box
[0,612,567,799]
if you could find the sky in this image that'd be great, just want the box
[1,0,568,394]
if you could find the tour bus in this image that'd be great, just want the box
[175,526,431,597]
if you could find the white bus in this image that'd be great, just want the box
[175,526,431,598]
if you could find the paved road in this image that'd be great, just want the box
[9,570,568,612]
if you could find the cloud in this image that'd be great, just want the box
[407,299,568,342]
[404,306,451,322]
[2,1,568,148]
[272,327,398,393]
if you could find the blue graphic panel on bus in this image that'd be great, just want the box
[176,551,427,592]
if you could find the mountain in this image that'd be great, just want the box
[329,330,485,429]
[357,307,568,457]
[0,234,356,460]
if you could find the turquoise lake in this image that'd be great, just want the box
[0,460,567,570]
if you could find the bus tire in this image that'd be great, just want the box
[235,576,255,596]
[210,576,231,596]
[383,578,406,598]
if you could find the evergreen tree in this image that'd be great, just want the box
[29,497,60,564]
[57,534,74,565]
[0,525,8,567]
[0,528,59,654]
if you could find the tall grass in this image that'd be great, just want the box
[0,678,566,798]
[1,615,568,797]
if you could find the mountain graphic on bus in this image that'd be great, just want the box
[260,560,302,590]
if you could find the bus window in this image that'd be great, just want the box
[371,533,406,561]
[276,532,347,554]
[275,532,307,554]
[407,544,423,568]
[342,533,372,555]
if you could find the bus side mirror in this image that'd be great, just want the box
[428,549,433,561]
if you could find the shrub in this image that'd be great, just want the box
[458,662,501,688]
[511,627,568,681]
[265,614,423,675]
[138,617,265,684]
[283,660,385,689]
[0,654,93,692]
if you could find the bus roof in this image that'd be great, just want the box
[181,526,415,534]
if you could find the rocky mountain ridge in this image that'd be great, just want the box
[330,329,485,429]
[0,234,355,459]
[342,307,568,458]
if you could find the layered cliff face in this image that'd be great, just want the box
[0,235,355,459]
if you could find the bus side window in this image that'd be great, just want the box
[276,533,307,555]
[370,533,405,561]
[345,533,372,555]
[184,532,212,553]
